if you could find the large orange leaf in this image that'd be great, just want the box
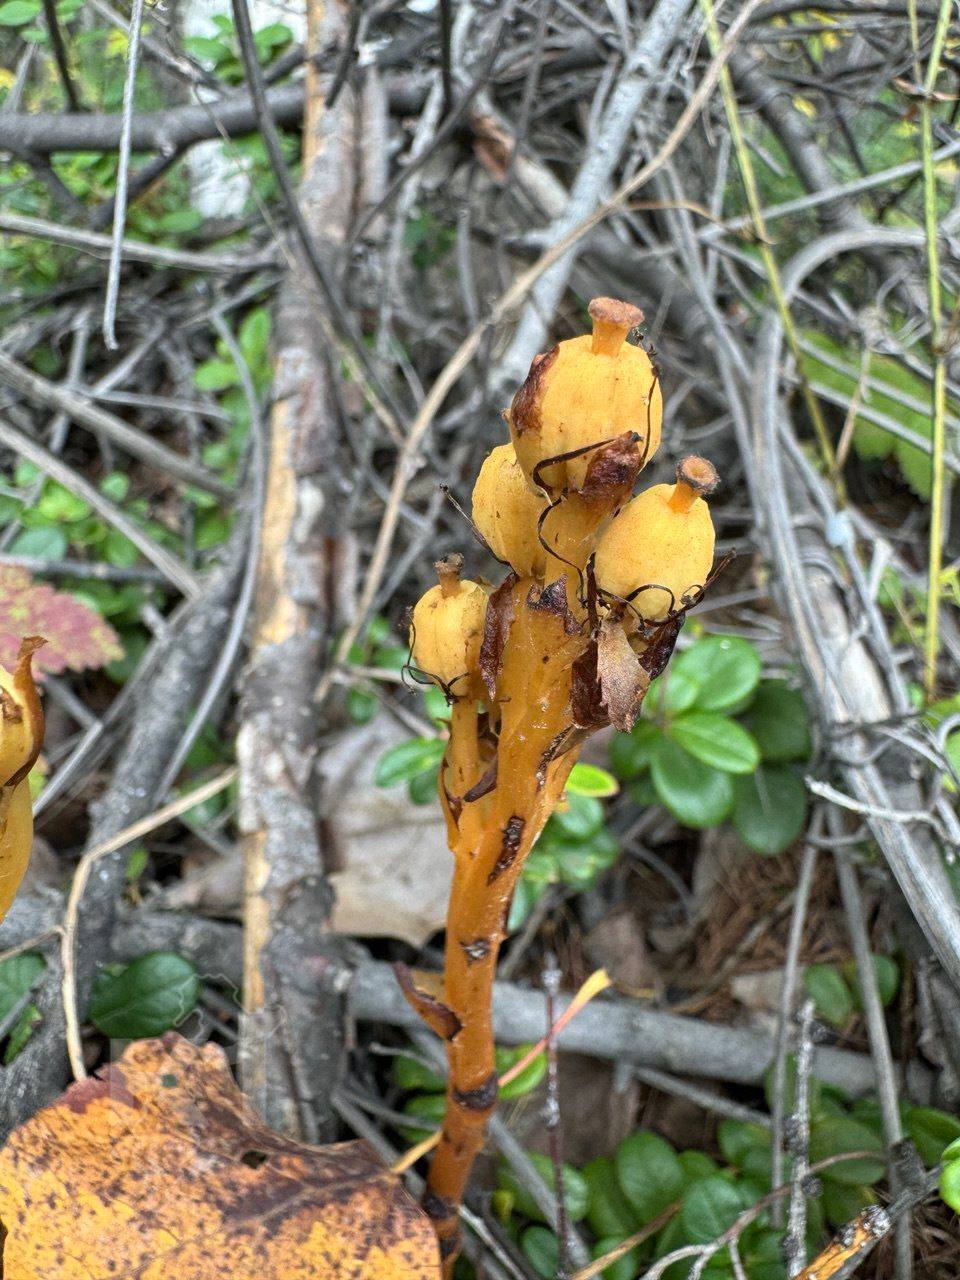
[0,1033,440,1279]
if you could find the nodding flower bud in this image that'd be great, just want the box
[410,556,487,696]
[0,637,44,923]
[509,296,662,492]
[472,443,548,579]
[593,457,718,621]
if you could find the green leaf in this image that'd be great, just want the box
[939,1153,960,1214]
[194,359,239,391]
[819,1181,875,1228]
[551,792,605,840]
[0,952,44,1020]
[183,34,229,60]
[10,526,68,559]
[391,1053,445,1092]
[841,954,900,1011]
[804,964,854,1028]
[681,1176,746,1243]
[422,685,451,723]
[679,1150,720,1185]
[238,307,271,365]
[667,636,762,713]
[374,737,444,787]
[609,721,660,779]
[717,1121,772,1169]
[651,737,734,828]
[37,482,90,522]
[104,529,139,567]
[88,952,199,1039]
[399,1093,445,1141]
[591,1236,643,1280]
[157,209,203,235]
[496,1043,547,1099]
[741,681,811,763]
[4,1003,41,1063]
[660,667,702,716]
[670,712,760,775]
[497,1154,588,1224]
[567,762,620,798]
[731,764,807,855]
[507,876,534,931]
[741,1228,788,1280]
[521,1226,559,1279]
[407,768,439,804]
[615,1131,684,1223]
[809,1117,885,1185]
[0,0,40,24]
[905,1107,960,1166]
[583,1156,637,1240]
[346,686,378,725]
[99,472,130,503]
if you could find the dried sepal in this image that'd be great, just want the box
[478,574,517,702]
[394,963,463,1041]
[597,616,650,732]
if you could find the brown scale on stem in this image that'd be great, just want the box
[403,298,725,1274]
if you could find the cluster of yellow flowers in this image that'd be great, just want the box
[411,296,718,696]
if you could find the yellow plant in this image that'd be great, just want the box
[0,637,45,924]
[404,299,719,1273]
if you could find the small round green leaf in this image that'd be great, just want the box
[939,1155,960,1214]
[615,1131,684,1223]
[583,1156,636,1240]
[88,952,199,1039]
[521,1226,560,1279]
[609,721,660,780]
[669,712,760,775]
[374,737,444,787]
[678,1150,720,1186]
[809,1117,885,1186]
[905,1107,960,1166]
[10,526,68,559]
[651,737,734,828]
[498,1154,588,1224]
[551,792,605,840]
[804,964,854,1029]
[716,1120,771,1169]
[391,1053,445,1092]
[680,1175,745,1243]
[841,954,900,1011]
[0,0,40,24]
[591,1236,643,1280]
[741,680,812,763]
[0,952,44,1021]
[820,1180,875,1228]
[731,763,807,855]
[400,1092,445,1141]
[667,636,762,713]
[496,1043,547,1100]
[566,762,620,798]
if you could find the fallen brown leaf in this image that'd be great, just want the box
[0,1033,440,1279]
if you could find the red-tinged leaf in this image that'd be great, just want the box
[0,568,123,676]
